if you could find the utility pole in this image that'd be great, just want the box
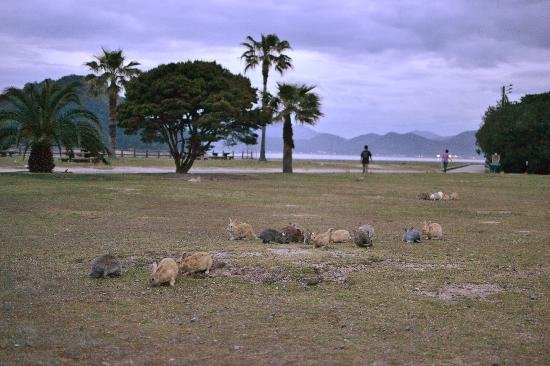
[501,84,512,105]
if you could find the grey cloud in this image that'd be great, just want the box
[3,0,549,61]
[0,0,548,136]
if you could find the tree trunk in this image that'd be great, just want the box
[259,126,267,162]
[175,164,190,174]
[108,91,118,157]
[282,114,293,173]
[258,66,269,162]
[28,143,55,173]
[172,148,199,174]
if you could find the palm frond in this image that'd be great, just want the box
[274,83,322,126]
[0,77,108,157]
[240,34,293,79]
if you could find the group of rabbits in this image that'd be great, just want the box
[226,217,444,247]
[403,221,444,243]
[89,215,445,285]
[90,250,214,287]
[417,191,459,201]
[226,218,375,248]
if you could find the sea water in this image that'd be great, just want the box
[264,153,484,163]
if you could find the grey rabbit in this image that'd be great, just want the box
[416,192,430,200]
[258,229,289,244]
[90,254,121,278]
[402,228,421,243]
[353,224,375,247]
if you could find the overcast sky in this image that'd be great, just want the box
[1,0,549,137]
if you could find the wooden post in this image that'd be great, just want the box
[158,150,160,158]
[145,150,149,158]
[121,150,124,158]
[133,148,136,157]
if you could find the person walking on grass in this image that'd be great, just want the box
[442,149,451,172]
[361,145,372,174]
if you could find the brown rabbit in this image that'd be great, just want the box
[225,218,256,240]
[422,221,443,240]
[450,192,459,200]
[310,228,333,248]
[281,224,304,243]
[150,258,179,286]
[177,251,213,275]
[330,229,352,243]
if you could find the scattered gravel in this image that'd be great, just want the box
[415,283,503,301]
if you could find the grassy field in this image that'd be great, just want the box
[1,171,549,365]
[0,155,450,172]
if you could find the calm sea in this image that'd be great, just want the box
[264,153,484,163]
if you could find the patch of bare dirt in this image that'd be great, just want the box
[385,260,461,271]
[331,251,364,259]
[212,266,289,284]
[268,248,312,257]
[316,263,370,285]
[415,283,503,301]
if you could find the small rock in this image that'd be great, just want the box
[190,316,198,322]
[405,326,411,331]
[233,345,241,350]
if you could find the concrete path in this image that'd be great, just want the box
[0,163,487,175]
[0,165,427,174]
[448,164,485,173]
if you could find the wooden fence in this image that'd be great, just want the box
[0,147,257,160]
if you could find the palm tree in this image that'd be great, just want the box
[273,83,323,173]
[0,80,106,172]
[241,34,292,162]
[85,48,140,156]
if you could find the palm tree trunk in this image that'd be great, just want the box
[108,91,118,157]
[258,67,269,162]
[28,143,55,173]
[282,114,293,173]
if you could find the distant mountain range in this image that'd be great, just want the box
[219,125,479,158]
[2,75,479,157]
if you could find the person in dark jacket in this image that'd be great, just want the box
[360,145,372,174]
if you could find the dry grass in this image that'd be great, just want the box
[1,172,549,365]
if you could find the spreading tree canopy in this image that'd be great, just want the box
[476,91,550,174]
[117,61,259,173]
